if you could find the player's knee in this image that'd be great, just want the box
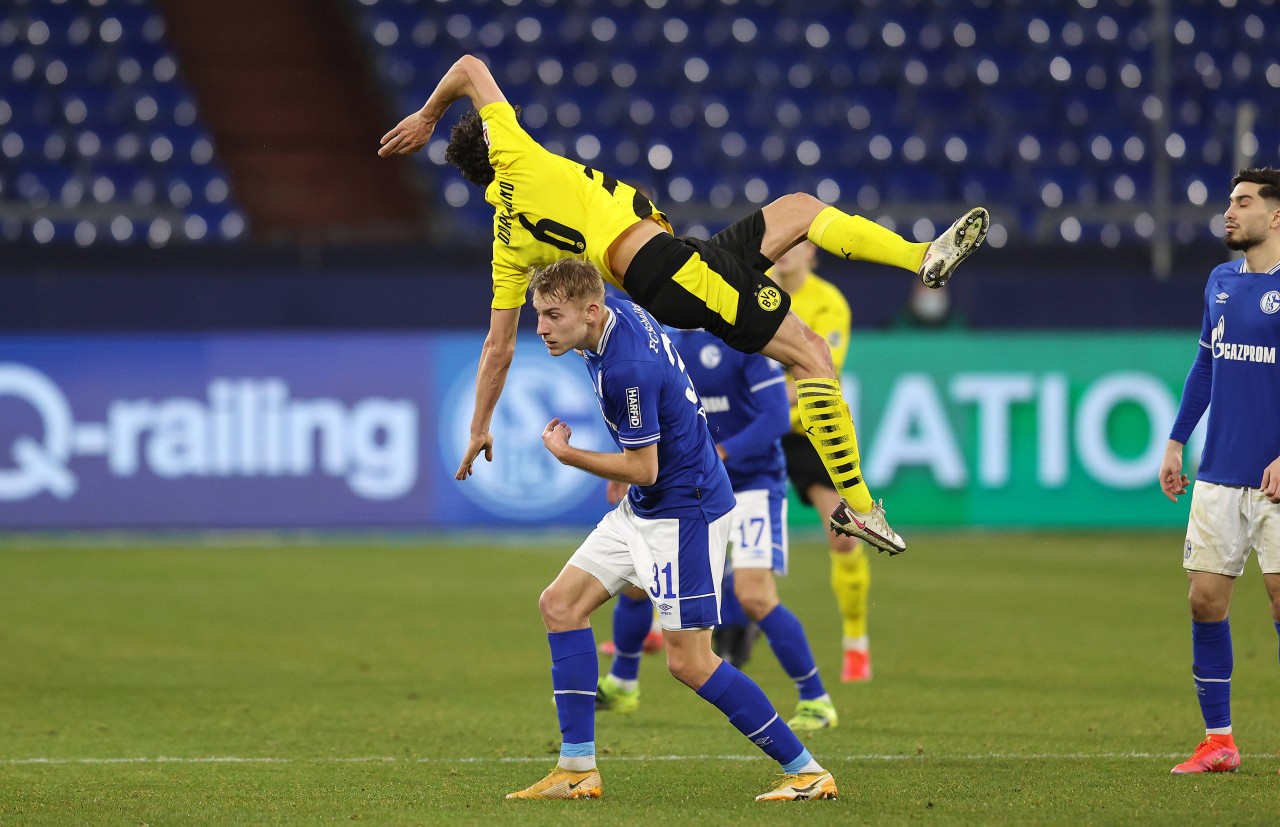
[1186,590,1229,622]
[801,325,836,374]
[665,657,705,690]
[735,590,775,622]
[775,191,826,216]
[665,648,716,690]
[537,584,578,629]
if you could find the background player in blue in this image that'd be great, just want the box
[597,328,838,732]
[508,258,837,802]
[1160,167,1280,775]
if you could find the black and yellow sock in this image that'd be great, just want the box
[831,546,869,642]
[807,206,928,273]
[795,377,873,512]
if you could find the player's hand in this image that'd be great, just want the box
[1261,455,1280,503]
[455,432,493,480]
[378,111,437,157]
[1159,441,1189,502]
[542,418,572,459]
[606,480,630,505]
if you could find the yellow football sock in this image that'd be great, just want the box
[795,377,873,512]
[807,206,928,273]
[831,545,870,642]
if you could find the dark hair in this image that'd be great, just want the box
[529,259,605,304]
[1231,167,1280,203]
[445,105,522,189]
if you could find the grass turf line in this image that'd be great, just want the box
[2,532,1279,824]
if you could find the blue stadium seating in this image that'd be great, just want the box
[0,0,243,246]
[345,0,1277,247]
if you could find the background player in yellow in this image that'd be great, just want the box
[379,54,989,555]
[770,242,873,682]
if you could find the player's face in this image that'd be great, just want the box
[1223,183,1280,251]
[533,292,593,356]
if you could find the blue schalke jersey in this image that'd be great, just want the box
[666,328,790,494]
[1185,260,1280,486]
[581,298,735,520]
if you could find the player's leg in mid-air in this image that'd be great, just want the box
[756,196,988,553]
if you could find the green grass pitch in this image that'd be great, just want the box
[2,529,1279,825]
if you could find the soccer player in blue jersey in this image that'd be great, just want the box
[1160,167,1280,775]
[381,54,990,557]
[507,259,837,802]
[597,327,837,731]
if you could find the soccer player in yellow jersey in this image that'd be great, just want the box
[379,54,989,554]
[770,242,873,682]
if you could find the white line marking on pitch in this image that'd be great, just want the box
[4,751,1269,766]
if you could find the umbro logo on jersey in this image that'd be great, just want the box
[1215,292,1229,304]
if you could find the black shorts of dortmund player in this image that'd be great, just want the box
[782,432,832,506]
[622,210,790,354]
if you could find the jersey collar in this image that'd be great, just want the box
[586,306,616,357]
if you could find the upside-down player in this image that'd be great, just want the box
[379,54,989,555]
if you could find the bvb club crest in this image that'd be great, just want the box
[757,286,782,311]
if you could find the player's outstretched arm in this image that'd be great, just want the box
[542,420,659,486]
[457,307,520,480]
[378,54,506,157]
[1159,439,1190,502]
[1261,455,1280,503]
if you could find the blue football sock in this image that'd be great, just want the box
[1192,618,1232,730]
[695,660,806,768]
[720,573,749,627]
[609,592,651,682]
[548,628,597,761]
[758,604,827,701]
[1274,621,1280,663]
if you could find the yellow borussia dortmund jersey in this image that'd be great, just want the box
[783,272,851,431]
[480,101,671,310]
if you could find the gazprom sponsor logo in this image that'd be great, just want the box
[0,362,418,503]
[1211,317,1276,363]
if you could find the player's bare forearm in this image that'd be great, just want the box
[542,425,657,486]
[378,55,506,157]
[558,447,657,486]
[456,308,518,480]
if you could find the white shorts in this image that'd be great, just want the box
[568,498,732,631]
[728,487,788,574]
[1183,481,1280,577]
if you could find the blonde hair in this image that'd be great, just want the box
[529,259,606,305]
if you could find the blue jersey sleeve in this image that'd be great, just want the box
[601,360,662,448]
[717,356,790,462]
[1170,304,1212,444]
[1170,344,1211,444]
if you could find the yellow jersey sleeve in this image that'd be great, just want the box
[478,101,670,310]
